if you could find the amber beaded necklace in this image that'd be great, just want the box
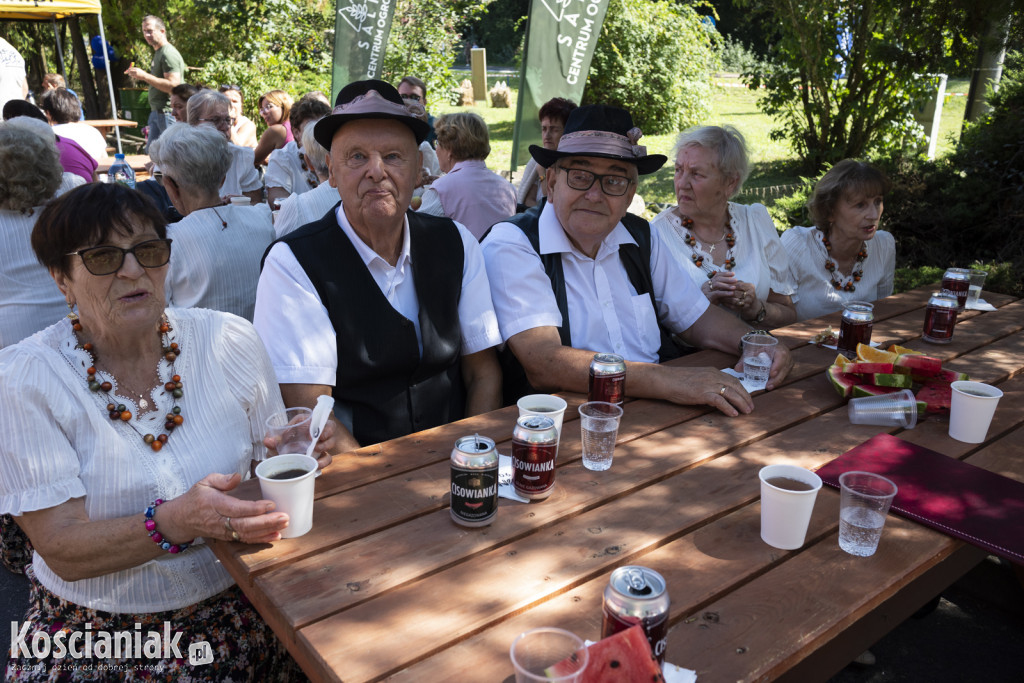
[822,234,867,292]
[675,213,736,276]
[69,313,185,452]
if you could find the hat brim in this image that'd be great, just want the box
[314,112,431,151]
[529,144,667,176]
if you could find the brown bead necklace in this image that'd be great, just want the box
[69,313,185,452]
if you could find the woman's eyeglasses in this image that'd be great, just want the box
[66,239,173,276]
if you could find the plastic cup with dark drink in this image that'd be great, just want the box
[941,267,971,312]
[512,415,559,500]
[837,301,873,359]
[759,464,822,550]
[588,353,625,406]
[255,453,318,538]
[922,292,958,344]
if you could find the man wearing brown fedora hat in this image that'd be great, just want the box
[254,80,502,450]
[481,104,792,415]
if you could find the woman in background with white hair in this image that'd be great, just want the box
[185,89,264,204]
[150,124,274,321]
[651,125,797,328]
[273,117,341,238]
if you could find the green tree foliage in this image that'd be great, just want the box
[583,0,719,135]
[381,0,492,108]
[738,0,996,173]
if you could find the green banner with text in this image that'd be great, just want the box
[331,0,398,103]
[511,0,611,172]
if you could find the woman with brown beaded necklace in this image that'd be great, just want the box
[651,126,797,329]
[0,183,337,681]
[781,160,895,321]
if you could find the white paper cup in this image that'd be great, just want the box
[255,453,318,538]
[759,464,822,550]
[517,394,568,434]
[949,381,1003,443]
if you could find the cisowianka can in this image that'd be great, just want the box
[450,435,498,527]
[941,268,971,312]
[589,353,626,406]
[602,566,671,668]
[922,292,959,344]
[511,415,559,500]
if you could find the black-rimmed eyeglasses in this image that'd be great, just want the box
[66,239,173,276]
[558,166,634,196]
[400,93,422,103]
[198,116,236,127]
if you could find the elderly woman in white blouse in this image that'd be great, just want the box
[651,125,797,328]
[185,89,264,204]
[781,160,895,320]
[150,123,275,321]
[0,183,336,681]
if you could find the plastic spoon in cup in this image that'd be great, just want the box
[305,395,335,474]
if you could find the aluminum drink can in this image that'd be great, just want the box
[922,292,958,344]
[450,435,498,527]
[837,301,873,359]
[511,415,559,500]
[941,268,971,312]
[589,353,626,406]
[602,565,671,668]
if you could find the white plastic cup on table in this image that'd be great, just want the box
[741,332,778,388]
[847,388,918,429]
[518,394,569,435]
[255,453,318,539]
[949,381,1003,443]
[509,627,589,682]
[578,401,623,471]
[966,269,988,308]
[265,407,313,455]
[759,464,822,550]
[838,471,898,557]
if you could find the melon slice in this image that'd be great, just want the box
[869,373,914,388]
[547,624,664,683]
[846,362,895,375]
[929,368,970,384]
[827,365,864,398]
[894,354,943,378]
[917,384,953,414]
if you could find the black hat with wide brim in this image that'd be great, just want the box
[529,104,666,175]
[313,79,431,150]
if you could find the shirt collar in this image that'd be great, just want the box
[334,202,411,270]
[537,201,638,259]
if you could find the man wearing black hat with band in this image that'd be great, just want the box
[254,80,502,450]
[481,104,792,415]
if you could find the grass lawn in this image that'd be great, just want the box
[436,74,970,214]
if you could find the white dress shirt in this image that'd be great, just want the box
[651,202,797,308]
[222,143,263,198]
[265,140,317,198]
[254,203,501,386]
[781,225,896,320]
[274,180,340,238]
[165,203,275,321]
[482,203,710,363]
[0,308,283,613]
[0,173,86,350]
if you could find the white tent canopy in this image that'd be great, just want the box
[0,0,123,152]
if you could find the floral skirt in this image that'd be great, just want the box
[6,565,306,682]
[1,514,33,574]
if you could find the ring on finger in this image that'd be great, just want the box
[719,386,727,395]
[225,517,240,542]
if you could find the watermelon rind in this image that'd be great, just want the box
[869,373,914,388]
[851,385,902,398]
[846,362,895,374]
[894,354,943,377]
[929,368,970,383]
[828,365,863,398]
[546,625,664,682]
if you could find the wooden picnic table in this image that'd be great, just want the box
[209,284,1023,682]
[83,118,138,139]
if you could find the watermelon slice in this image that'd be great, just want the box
[846,362,895,374]
[928,368,970,384]
[917,384,952,414]
[894,354,943,377]
[827,365,864,398]
[547,625,664,682]
[869,373,914,388]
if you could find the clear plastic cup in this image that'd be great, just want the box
[510,627,588,682]
[741,332,778,388]
[578,402,623,471]
[264,407,313,455]
[838,471,898,557]
[847,389,918,429]
[966,269,988,308]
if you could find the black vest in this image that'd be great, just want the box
[278,207,466,445]
[492,201,685,405]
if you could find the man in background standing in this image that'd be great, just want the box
[0,36,28,114]
[398,76,436,147]
[125,15,185,149]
